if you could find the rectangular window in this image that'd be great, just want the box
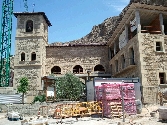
[159,73,165,84]
[121,55,125,69]
[115,60,118,72]
[156,42,162,51]
[31,53,36,61]
[110,64,112,75]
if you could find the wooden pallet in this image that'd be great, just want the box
[110,103,122,118]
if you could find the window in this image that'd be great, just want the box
[129,48,135,65]
[31,52,36,61]
[159,73,165,84]
[21,52,25,61]
[121,55,125,69]
[73,65,83,74]
[94,64,105,73]
[156,42,162,51]
[110,64,112,75]
[51,66,61,74]
[26,20,33,32]
[115,60,118,72]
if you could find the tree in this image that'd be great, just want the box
[17,77,29,104]
[56,72,84,101]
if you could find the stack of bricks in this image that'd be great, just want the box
[121,83,136,115]
[95,83,137,117]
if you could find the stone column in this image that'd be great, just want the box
[159,13,164,35]
[135,10,141,33]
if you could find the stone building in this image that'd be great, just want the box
[13,12,111,102]
[12,0,167,103]
[108,2,167,103]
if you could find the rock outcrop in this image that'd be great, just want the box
[49,16,120,46]
[49,0,167,46]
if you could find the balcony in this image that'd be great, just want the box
[112,58,136,77]
[141,26,161,34]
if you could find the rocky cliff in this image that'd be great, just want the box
[49,16,120,46]
[49,0,167,46]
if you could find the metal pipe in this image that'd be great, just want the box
[120,82,125,122]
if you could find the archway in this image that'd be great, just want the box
[51,66,61,74]
[94,64,105,73]
[73,65,83,74]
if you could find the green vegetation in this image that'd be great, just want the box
[32,94,46,104]
[55,72,84,101]
[17,77,29,104]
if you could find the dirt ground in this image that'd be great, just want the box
[0,104,167,125]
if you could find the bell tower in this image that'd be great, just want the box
[13,12,51,102]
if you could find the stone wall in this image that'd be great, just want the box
[45,45,110,75]
[138,33,166,86]
[109,35,141,79]
[138,33,167,103]
[14,66,42,90]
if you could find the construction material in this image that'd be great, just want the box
[158,106,167,120]
[95,83,137,117]
[110,102,122,118]
[52,101,103,119]
[8,111,21,121]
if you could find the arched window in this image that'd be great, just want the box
[26,20,33,32]
[21,52,25,61]
[94,64,105,73]
[31,52,36,61]
[73,65,83,74]
[51,66,61,74]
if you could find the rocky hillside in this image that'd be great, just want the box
[49,0,167,46]
[49,16,120,46]
[130,0,167,6]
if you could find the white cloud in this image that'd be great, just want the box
[102,0,129,12]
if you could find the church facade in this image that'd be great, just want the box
[13,1,167,103]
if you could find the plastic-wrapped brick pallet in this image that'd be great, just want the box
[102,84,121,100]
[95,83,137,116]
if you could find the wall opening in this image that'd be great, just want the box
[156,42,163,51]
[73,65,83,74]
[115,60,118,72]
[21,52,25,61]
[159,73,165,84]
[121,55,125,69]
[51,66,61,74]
[31,52,36,61]
[94,64,105,74]
[129,48,135,65]
[26,20,33,32]
[110,64,112,76]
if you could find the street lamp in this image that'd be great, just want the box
[87,70,91,81]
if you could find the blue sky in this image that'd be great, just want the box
[1,0,129,55]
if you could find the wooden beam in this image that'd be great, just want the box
[109,10,135,47]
